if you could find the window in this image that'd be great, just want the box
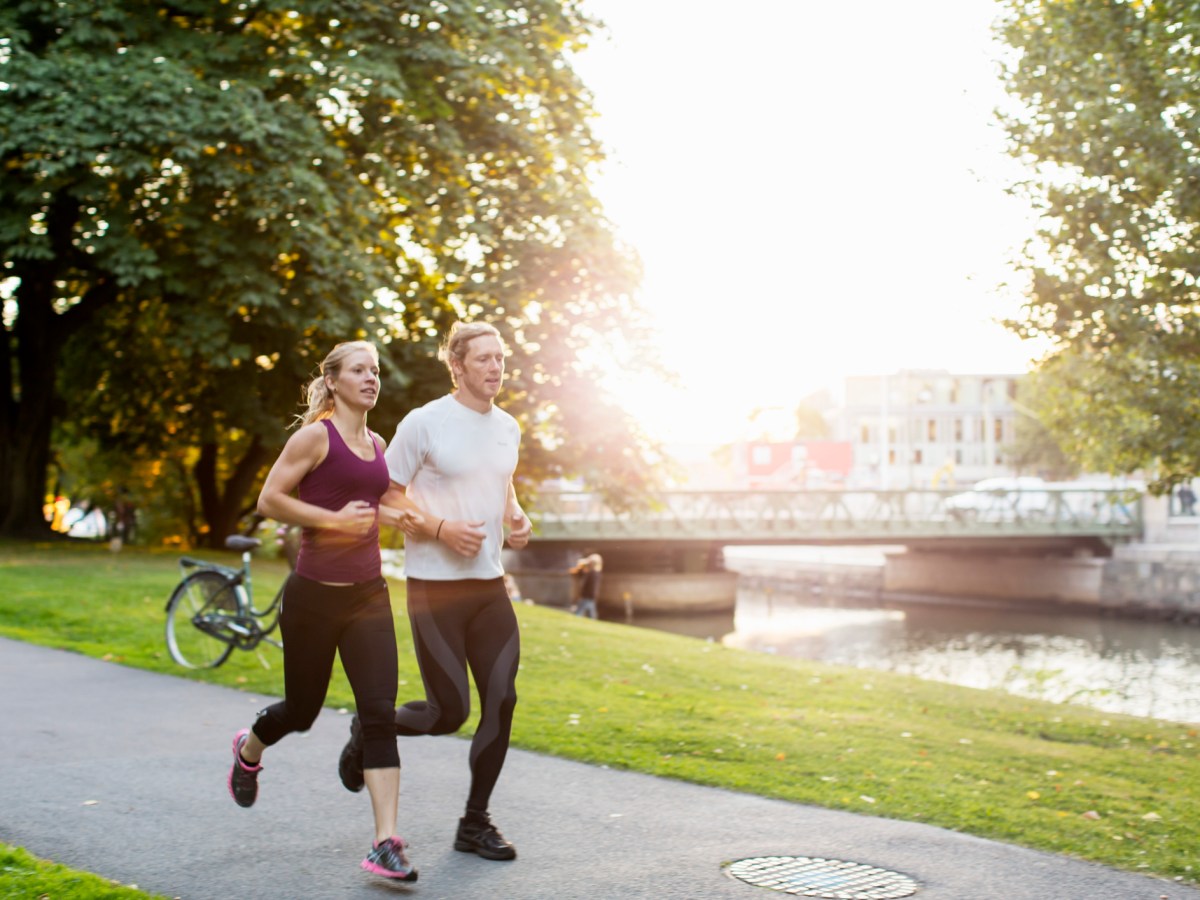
[954,419,963,442]
[927,419,937,442]
[752,445,771,466]
[913,449,923,464]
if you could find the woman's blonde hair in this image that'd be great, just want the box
[294,340,379,427]
[438,321,506,387]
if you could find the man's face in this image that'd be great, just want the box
[455,335,505,404]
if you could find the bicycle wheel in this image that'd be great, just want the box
[165,570,239,669]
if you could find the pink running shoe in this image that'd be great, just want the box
[227,729,262,808]
[361,836,418,882]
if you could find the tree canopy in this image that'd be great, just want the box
[1,0,662,542]
[997,0,1200,492]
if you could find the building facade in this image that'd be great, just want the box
[730,439,854,489]
[838,370,1024,489]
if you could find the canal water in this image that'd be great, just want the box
[612,546,1200,725]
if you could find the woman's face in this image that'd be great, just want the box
[330,349,380,410]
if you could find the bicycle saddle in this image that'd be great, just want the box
[225,536,263,552]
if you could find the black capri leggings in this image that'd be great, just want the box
[253,573,399,770]
[398,577,520,813]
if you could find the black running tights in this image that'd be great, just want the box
[398,577,520,813]
[253,573,400,770]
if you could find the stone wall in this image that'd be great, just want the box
[504,565,739,614]
[727,556,883,603]
[884,551,1106,607]
[1100,545,1200,621]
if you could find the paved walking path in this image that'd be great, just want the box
[2,636,1196,900]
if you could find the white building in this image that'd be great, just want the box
[838,370,1025,489]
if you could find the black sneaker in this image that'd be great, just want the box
[361,836,418,882]
[227,729,261,808]
[454,814,517,861]
[338,714,365,793]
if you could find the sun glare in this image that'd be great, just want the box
[578,0,1046,448]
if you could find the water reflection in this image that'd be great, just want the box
[619,585,1200,724]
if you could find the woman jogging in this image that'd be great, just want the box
[226,340,418,883]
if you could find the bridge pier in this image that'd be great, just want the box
[884,549,1106,606]
[503,543,738,615]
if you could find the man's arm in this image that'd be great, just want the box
[381,482,487,557]
[505,481,532,549]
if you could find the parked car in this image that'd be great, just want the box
[944,477,1049,523]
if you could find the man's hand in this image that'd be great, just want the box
[506,510,532,549]
[438,519,486,557]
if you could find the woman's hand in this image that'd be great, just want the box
[332,500,377,535]
[397,508,425,536]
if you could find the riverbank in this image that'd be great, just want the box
[724,535,1200,624]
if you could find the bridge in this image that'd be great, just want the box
[512,486,1144,614]
[528,486,1143,553]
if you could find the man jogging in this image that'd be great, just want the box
[340,320,531,863]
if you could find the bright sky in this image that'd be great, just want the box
[574,0,1045,445]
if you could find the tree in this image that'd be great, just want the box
[1002,375,1080,481]
[997,0,1200,492]
[2,0,660,542]
[793,403,831,440]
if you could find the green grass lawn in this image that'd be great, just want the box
[2,539,1198,895]
[0,844,170,900]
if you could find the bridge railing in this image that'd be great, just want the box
[529,488,1144,542]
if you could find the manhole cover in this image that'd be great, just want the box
[727,856,919,899]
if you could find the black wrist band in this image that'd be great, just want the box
[436,519,445,540]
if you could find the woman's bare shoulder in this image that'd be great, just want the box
[283,420,331,458]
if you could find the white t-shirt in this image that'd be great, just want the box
[386,394,521,580]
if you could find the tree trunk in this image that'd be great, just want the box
[1,246,60,538]
[1,195,108,539]
[193,435,271,548]
[0,404,56,537]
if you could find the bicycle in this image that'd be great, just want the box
[164,528,298,669]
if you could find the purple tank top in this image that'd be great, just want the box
[295,419,390,583]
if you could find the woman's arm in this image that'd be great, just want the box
[257,425,376,534]
[377,482,432,536]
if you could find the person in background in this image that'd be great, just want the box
[1178,483,1196,516]
[338,320,531,862]
[227,340,418,883]
[571,553,602,619]
[503,572,523,603]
